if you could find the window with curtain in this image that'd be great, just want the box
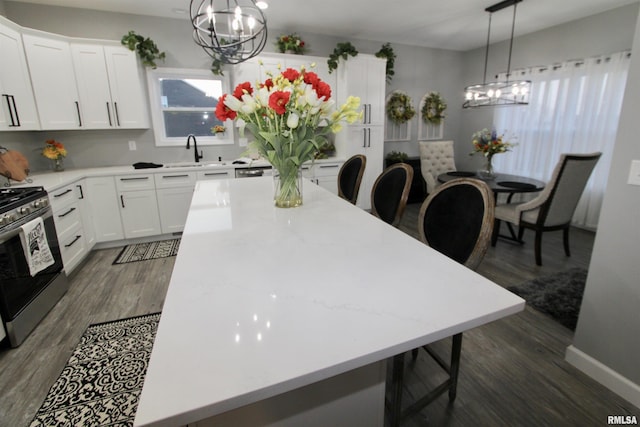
[493,51,631,229]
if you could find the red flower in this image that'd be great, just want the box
[314,81,331,101]
[281,68,300,82]
[303,71,320,87]
[261,78,274,90]
[215,94,237,121]
[299,41,305,47]
[233,82,253,99]
[268,91,290,115]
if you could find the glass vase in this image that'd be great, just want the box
[477,155,496,180]
[273,167,303,208]
[51,157,65,172]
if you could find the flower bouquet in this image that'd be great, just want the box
[276,33,306,54]
[471,128,515,179]
[215,64,361,207]
[211,125,226,137]
[42,139,67,172]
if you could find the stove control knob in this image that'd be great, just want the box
[33,199,48,208]
[0,213,15,225]
[18,206,32,215]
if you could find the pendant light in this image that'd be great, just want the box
[463,0,531,108]
[190,0,268,65]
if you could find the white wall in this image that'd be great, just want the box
[565,7,640,408]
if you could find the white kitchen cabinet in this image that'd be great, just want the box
[71,43,148,129]
[301,161,342,196]
[22,32,81,130]
[335,54,386,210]
[49,182,89,274]
[75,179,95,250]
[154,172,196,234]
[85,176,124,242]
[0,17,40,131]
[115,174,161,239]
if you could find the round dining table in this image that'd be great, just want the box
[437,171,546,197]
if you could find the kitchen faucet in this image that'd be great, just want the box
[186,134,203,163]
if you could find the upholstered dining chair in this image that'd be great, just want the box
[418,140,456,195]
[370,163,413,226]
[337,154,366,205]
[491,152,602,266]
[387,178,495,425]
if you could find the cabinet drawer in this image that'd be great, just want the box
[115,174,155,191]
[59,223,86,274]
[196,170,233,180]
[314,162,342,177]
[53,201,82,238]
[154,172,196,189]
[48,183,79,211]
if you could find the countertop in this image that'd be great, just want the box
[4,158,343,192]
[134,177,525,426]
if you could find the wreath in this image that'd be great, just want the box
[422,92,447,124]
[386,92,415,124]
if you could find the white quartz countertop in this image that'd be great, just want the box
[134,177,525,426]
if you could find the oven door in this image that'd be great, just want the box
[0,208,64,321]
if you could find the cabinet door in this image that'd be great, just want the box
[104,46,149,128]
[85,176,124,242]
[119,190,162,238]
[22,33,81,130]
[70,43,113,129]
[157,187,194,234]
[338,55,386,126]
[0,19,40,130]
[75,180,96,249]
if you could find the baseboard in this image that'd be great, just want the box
[566,345,640,408]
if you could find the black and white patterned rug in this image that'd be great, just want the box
[507,267,587,330]
[29,313,161,427]
[113,239,180,264]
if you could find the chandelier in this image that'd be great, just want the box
[463,0,531,108]
[190,0,268,65]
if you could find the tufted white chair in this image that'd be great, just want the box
[418,140,457,195]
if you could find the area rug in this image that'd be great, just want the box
[29,313,161,427]
[113,238,180,265]
[507,267,587,330]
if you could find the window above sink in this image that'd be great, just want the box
[147,68,234,147]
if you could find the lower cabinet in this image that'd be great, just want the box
[301,161,342,196]
[85,176,124,242]
[154,172,197,234]
[115,174,161,239]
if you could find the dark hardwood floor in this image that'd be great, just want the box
[1,202,638,426]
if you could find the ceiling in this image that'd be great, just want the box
[7,0,639,51]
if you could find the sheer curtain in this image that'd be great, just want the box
[493,51,630,229]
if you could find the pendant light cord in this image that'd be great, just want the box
[483,13,492,85]
[506,3,518,82]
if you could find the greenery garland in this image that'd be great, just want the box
[386,91,415,124]
[121,31,165,68]
[375,43,395,83]
[327,42,358,73]
[422,92,447,124]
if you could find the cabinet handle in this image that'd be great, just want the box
[120,195,125,208]
[106,102,113,126]
[2,94,20,127]
[64,235,82,248]
[362,129,367,148]
[58,207,76,218]
[76,184,84,199]
[119,177,149,181]
[114,102,120,126]
[53,188,73,198]
[162,174,189,179]
[368,128,371,147]
[319,165,339,169]
[203,172,228,176]
[75,101,82,127]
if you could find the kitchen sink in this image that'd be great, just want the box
[163,162,227,168]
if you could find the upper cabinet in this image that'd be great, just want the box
[22,33,82,130]
[0,17,40,131]
[336,55,386,126]
[71,43,148,129]
[1,16,148,132]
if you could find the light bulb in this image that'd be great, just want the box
[235,5,242,20]
[256,1,268,9]
[521,86,529,95]
[465,92,473,100]
[512,86,520,95]
[495,89,502,98]
[248,16,256,30]
[206,5,213,23]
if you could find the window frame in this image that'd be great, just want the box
[146,67,234,147]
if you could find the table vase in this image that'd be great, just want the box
[51,157,64,172]
[273,167,303,208]
[477,154,496,180]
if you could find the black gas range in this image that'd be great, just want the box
[0,186,69,347]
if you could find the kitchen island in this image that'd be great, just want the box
[134,177,524,426]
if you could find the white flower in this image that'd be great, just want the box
[287,112,300,129]
[223,95,243,111]
[240,94,257,114]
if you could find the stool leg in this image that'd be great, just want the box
[389,353,405,427]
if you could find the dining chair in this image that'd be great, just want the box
[491,152,602,266]
[387,178,494,426]
[418,140,456,195]
[370,163,413,226]
[337,154,367,205]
